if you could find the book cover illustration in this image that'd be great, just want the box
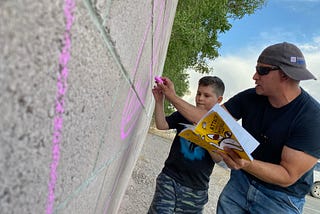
[179,104,260,161]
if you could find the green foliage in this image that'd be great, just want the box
[162,0,266,114]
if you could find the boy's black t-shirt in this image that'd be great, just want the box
[161,111,215,190]
[224,88,320,197]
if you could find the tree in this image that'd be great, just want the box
[162,0,266,114]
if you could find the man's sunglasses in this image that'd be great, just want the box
[256,66,280,75]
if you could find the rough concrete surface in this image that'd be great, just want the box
[0,0,178,213]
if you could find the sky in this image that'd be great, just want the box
[184,0,320,104]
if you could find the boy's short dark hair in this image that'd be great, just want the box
[198,76,225,97]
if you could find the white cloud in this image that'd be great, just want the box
[184,46,320,104]
[300,51,320,99]
[313,36,320,44]
[184,54,256,104]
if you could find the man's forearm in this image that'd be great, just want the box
[243,160,295,187]
[166,94,206,124]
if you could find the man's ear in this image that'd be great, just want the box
[217,96,223,103]
[280,71,288,81]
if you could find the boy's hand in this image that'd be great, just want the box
[152,85,164,103]
[155,77,177,101]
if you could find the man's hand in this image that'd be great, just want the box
[209,151,223,163]
[217,147,251,170]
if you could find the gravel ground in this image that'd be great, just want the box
[118,130,230,213]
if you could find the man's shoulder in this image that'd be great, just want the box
[227,88,262,104]
[230,88,257,98]
[241,88,257,95]
[292,90,320,126]
[300,89,320,111]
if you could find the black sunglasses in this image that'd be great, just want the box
[256,66,280,75]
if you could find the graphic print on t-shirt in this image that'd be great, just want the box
[180,137,205,161]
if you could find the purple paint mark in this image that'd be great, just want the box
[120,80,146,139]
[46,0,75,214]
[119,0,166,140]
[131,18,152,77]
[130,0,161,78]
[150,0,167,77]
[152,0,166,57]
[104,0,175,212]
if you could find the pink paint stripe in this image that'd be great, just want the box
[130,10,152,77]
[46,1,75,214]
[150,0,166,77]
[103,0,168,212]
[131,0,162,78]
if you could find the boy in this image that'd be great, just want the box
[148,76,225,213]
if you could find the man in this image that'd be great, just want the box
[157,42,320,213]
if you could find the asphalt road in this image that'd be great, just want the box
[304,195,320,214]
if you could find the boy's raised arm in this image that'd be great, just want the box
[157,77,207,124]
[152,85,169,130]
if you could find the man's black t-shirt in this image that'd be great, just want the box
[224,88,320,197]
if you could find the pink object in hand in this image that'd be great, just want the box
[154,76,163,84]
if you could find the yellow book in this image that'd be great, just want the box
[179,104,259,161]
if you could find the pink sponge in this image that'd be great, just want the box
[154,76,163,84]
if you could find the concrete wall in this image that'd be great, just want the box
[0,0,178,213]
